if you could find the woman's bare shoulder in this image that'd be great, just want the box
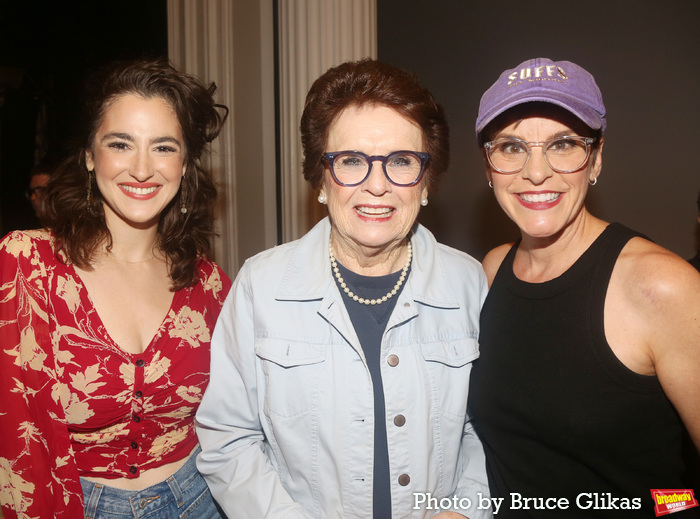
[614,236,700,317]
[482,243,515,287]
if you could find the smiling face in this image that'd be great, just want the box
[485,107,602,241]
[320,104,428,264]
[85,93,186,231]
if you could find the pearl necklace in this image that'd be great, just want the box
[329,240,412,305]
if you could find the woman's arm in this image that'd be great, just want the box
[195,263,308,518]
[437,270,493,519]
[644,254,700,450]
[0,232,84,518]
[611,239,700,450]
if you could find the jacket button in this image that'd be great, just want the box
[387,354,399,367]
[394,414,406,427]
[398,474,410,486]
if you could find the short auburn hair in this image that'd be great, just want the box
[300,59,449,190]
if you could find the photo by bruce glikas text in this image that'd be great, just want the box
[413,492,642,514]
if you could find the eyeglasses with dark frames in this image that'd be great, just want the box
[322,150,430,187]
[25,186,47,199]
[483,136,596,174]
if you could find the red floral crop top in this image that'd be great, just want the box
[0,230,231,518]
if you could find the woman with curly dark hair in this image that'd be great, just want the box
[0,57,231,518]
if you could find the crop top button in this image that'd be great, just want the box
[130,441,138,449]
[134,390,143,399]
[129,466,138,474]
[132,414,141,423]
[135,359,145,368]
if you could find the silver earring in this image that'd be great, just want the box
[488,181,493,189]
[420,198,428,207]
[318,194,326,204]
[180,177,188,214]
[588,177,598,186]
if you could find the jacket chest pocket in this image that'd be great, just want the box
[255,338,327,418]
[420,337,479,421]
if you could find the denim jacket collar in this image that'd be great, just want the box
[275,217,461,310]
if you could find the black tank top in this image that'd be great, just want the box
[469,223,695,517]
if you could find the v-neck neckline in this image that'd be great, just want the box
[69,264,179,357]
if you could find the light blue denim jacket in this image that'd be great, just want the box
[196,218,492,519]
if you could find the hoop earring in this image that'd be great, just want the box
[588,177,598,186]
[488,181,493,189]
[180,177,188,214]
[318,194,326,204]
[420,198,428,207]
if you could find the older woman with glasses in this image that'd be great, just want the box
[196,59,491,519]
[468,58,700,517]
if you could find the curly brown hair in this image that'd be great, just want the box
[41,57,228,291]
[300,59,449,190]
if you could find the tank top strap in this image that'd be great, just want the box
[588,222,647,306]
[586,223,660,391]
[495,239,519,279]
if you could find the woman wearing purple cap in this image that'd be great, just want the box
[468,58,700,517]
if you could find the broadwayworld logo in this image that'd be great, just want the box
[651,489,698,516]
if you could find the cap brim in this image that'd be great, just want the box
[476,91,605,134]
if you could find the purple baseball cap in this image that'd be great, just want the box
[475,57,606,139]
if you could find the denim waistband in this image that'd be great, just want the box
[80,446,203,518]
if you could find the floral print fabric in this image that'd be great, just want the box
[0,230,231,519]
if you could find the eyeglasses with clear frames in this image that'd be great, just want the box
[483,136,596,174]
[322,150,430,187]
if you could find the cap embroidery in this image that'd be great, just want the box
[507,65,568,86]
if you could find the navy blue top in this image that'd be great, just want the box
[334,260,409,519]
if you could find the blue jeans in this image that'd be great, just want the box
[80,447,225,519]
